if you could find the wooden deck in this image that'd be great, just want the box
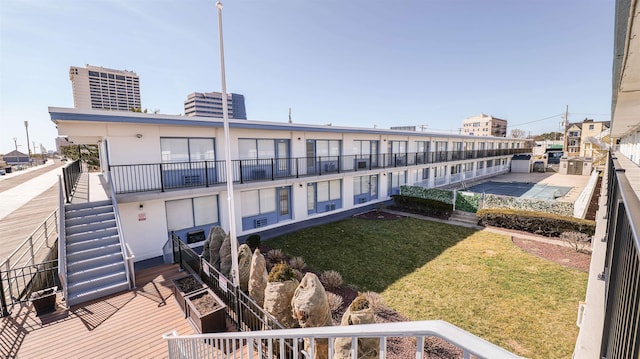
[2,264,195,358]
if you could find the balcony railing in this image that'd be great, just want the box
[600,153,640,358]
[110,148,527,194]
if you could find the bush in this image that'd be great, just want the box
[320,270,344,289]
[400,186,453,204]
[362,291,384,310]
[350,294,370,311]
[477,208,595,237]
[289,256,307,271]
[268,263,296,282]
[266,249,286,263]
[456,192,480,213]
[560,231,592,253]
[246,234,261,251]
[391,195,453,218]
[484,194,574,216]
[326,292,344,313]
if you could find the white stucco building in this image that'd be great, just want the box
[69,65,141,111]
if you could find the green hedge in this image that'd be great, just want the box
[484,194,574,216]
[391,195,453,219]
[477,208,595,237]
[400,186,453,204]
[456,192,481,213]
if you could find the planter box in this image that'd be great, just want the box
[172,274,206,316]
[185,288,227,333]
[30,286,57,316]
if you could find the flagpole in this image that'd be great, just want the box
[216,1,239,286]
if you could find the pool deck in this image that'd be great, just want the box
[475,172,591,202]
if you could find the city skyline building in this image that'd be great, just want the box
[461,113,508,137]
[69,65,141,111]
[184,92,246,119]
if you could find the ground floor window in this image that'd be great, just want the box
[241,186,291,229]
[308,179,342,214]
[166,195,219,243]
[354,175,378,205]
[387,171,407,195]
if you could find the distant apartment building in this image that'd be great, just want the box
[69,65,141,111]
[461,114,507,137]
[563,119,610,158]
[184,92,247,119]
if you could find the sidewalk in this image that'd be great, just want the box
[0,165,62,221]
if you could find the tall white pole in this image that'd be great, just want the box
[216,1,239,286]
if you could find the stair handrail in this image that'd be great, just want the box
[57,175,68,305]
[106,170,134,290]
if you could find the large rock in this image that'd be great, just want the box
[237,244,252,292]
[334,296,379,359]
[208,226,226,270]
[291,273,333,359]
[219,234,232,278]
[248,249,268,307]
[264,279,300,329]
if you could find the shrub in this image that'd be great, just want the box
[477,208,595,237]
[560,231,592,253]
[484,194,574,216]
[456,192,481,213]
[400,186,453,204]
[293,269,304,282]
[362,291,384,309]
[267,249,286,263]
[391,195,453,218]
[350,294,370,311]
[320,270,344,289]
[326,292,344,312]
[246,234,261,251]
[289,256,307,271]
[268,263,296,282]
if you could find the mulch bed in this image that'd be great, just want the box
[512,237,591,272]
[190,292,222,314]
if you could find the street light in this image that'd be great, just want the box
[216,1,240,286]
[24,121,32,157]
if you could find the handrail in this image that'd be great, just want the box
[107,169,134,290]
[57,175,68,305]
[0,209,58,271]
[163,320,522,359]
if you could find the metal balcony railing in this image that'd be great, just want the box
[110,149,527,194]
[600,154,640,358]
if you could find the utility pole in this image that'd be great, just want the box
[288,107,292,124]
[562,105,569,154]
[24,121,31,156]
[13,137,18,152]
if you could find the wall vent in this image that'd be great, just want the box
[254,217,268,228]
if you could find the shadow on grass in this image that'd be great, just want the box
[264,217,479,293]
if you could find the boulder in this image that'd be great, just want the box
[208,226,226,270]
[248,249,268,307]
[238,244,252,292]
[291,273,333,359]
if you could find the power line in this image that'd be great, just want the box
[509,113,564,127]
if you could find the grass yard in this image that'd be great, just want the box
[265,217,588,359]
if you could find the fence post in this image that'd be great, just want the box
[29,236,35,265]
[159,163,165,192]
[0,277,9,317]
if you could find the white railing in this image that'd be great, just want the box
[57,175,68,303]
[1,209,58,272]
[573,169,600,219]
[163,320,522,359]
[107,170,134,290]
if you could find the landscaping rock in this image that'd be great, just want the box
[334,296,379,359]
[208,226,226,270]
[264,279,300,329]
[238,244,252,292]
[249,249,268,307]
[292,273,333,359]
[219,234,232,278]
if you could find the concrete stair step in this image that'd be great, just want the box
[66,227,118,244]
[67,261,125,283]
[66,219,117,236]
[67,235,120,252]
[67,270,127,295]
[67,243,122,263]
[65,200,113,212]
[66,280,129,307]
[67,252,124,273]
[66,212,115,227]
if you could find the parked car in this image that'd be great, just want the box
[61,157,68,162]
[0,168,5,175]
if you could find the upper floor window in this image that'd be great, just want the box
[161,138,215,162]
[353,140,379,156]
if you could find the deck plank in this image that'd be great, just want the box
[4,264,195,359]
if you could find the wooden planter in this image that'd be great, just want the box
[30,286,57,316]
[172,274,206,316]
[185,288,227,333]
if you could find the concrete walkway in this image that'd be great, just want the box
[0,161,62,221]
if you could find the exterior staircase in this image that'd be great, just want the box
[449,210,481,227]
[64,199,129,306]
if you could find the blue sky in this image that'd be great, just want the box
[0,0,614,155]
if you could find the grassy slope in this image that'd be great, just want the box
[265,217,587,358]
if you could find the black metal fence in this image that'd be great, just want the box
[0,260,61,317]
[62,159,82,203]
[111,148,528,194]
[600,154,640,358]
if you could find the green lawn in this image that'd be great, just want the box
[265,217,588,359]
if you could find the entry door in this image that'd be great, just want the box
[275,140,289,177]
[277,187,291,221]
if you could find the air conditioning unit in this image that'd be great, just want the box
[358,197,367,204]
[357,160,368,169]
[252,169,267,179]
[184,174,201,186]
[254,217,268,228]
[324,162,337,172]
[325,203,336,211]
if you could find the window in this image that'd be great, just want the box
[421,168,429,179]
[161,138,215,162]
[387,171,407,195]
[241,186,291,230]
[241,188,276,217]
[308,180,342,214]
[165,195,219,239]
[353,140,378,156]
[589,124,594,130]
